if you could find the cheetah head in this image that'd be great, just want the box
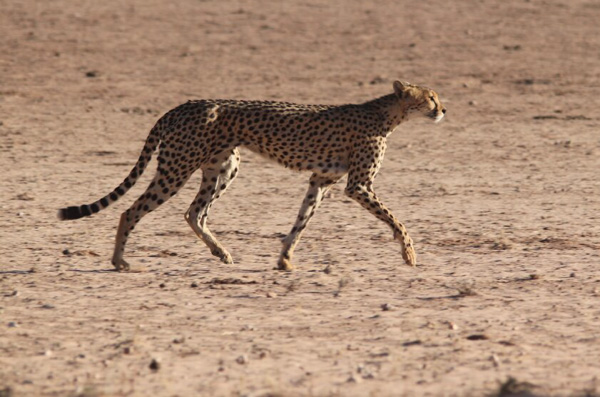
[393,80,446,123]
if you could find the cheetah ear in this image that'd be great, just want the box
[393,80,410,98]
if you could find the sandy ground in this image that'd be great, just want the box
[2,0,600,396]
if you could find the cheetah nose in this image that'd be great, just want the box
[442,108,446,114]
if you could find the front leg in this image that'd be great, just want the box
[344,137,417,266]
[278,173,340,271]
[345,183,416,266]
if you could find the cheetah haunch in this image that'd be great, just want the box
[59,81,446,271]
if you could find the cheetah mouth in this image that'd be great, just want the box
[428,111,444,123]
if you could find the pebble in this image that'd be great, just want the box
[347,373,363,383]
[466,334,489,341]
[491,354,501,367]
[447,321,459,330]
[149,359,160,371]
[381,303,393,311]
[236,354,248,364]
[266,291,277,298]
[8,321,18,328]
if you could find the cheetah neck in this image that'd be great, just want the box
[364,94,408,133]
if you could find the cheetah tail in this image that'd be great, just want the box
[57,125,160,221]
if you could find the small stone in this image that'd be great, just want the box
[266,292,277,298]
[468,100,477,106]
[172,337,185,344]
[323,264,332,274]
[7,321,18,328]
[190,282,198,288]
[123,347,132,354]
[149,359,160,371]
[236,354,248,364]
[16,193,34,201]
[447,321,459,330]
[9,290,18,297]
[570,272,576,278]
[381,303,393,311]
[85,71,98,78]
[491,354,501,367]
[369,76,386,85]
[44,350,53,357]
[347,373,363,383]
[159,283,166,288]
[62,249,71,256]
[17,212,25,217]
[466,334,489,341]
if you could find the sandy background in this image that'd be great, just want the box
[2,0,600,396]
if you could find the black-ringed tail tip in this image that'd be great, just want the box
[58,205,98,220]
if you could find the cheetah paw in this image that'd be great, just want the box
[402,245,417,267]
[211,248,233,264]
[112,258,131,272]
[277,258,295,272]
[220,253,234,265]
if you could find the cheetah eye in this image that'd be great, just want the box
[429,96,435,102]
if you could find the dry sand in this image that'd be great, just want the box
[1,0,600,396]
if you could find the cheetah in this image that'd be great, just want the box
[58,81,446,271]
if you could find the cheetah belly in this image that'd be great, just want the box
[242,140,349,176]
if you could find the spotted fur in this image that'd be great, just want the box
[59,81,446,271]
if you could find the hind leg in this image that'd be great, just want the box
[278,173,340,271]
[112,154,196,271]
[185,148,240,264]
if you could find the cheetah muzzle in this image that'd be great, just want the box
[58,80,446,271]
